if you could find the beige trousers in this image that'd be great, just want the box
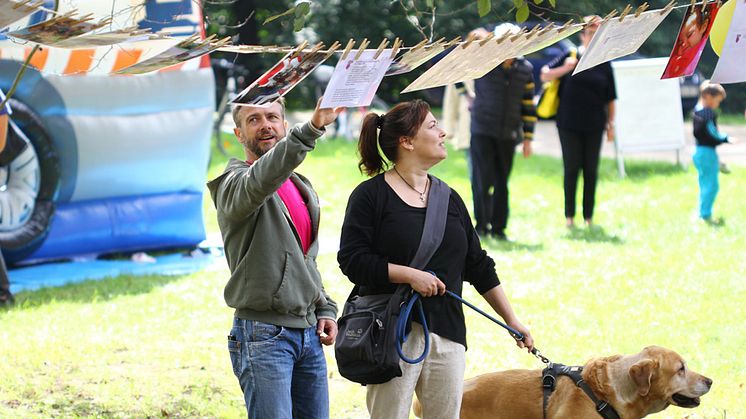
[366,322,466,419]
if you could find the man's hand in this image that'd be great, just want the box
[522,139,532,158]
[311,97,344,130]
[317,318,338,345]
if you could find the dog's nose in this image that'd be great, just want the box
[703,377,713,389]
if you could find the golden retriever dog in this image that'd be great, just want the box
[414,346,712,419]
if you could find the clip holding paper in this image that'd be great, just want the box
[341,38,356,60]
[324,41,341,59]
[478,32,495,46]
[373,38,389,59]
[410,38,428,52]
[635,2,649,17]
[618,4,633,22]
[390,37,401,59]
[660,0,676,15]
[354,38,370,60]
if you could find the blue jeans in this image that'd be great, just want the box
[228,318,329,418]
[693,146,719,219]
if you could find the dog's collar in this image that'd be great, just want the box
[542,363,621,419]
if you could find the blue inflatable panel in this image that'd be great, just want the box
[9,252,217,293]
[26,192,205,262]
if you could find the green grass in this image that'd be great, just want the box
[2,135,745,418]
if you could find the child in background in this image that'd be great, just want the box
[691,82,733,224]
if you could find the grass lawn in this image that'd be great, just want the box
[2,134,744,418]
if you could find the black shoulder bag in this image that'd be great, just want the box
[334,176,450,385]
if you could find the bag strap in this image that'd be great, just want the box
[409,175,450,270]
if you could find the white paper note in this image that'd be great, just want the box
[711,0,746,84]
[574,8,672,75]
[320,49,394,108]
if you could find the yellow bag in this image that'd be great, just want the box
[537,50,576,119]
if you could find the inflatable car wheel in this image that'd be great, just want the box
[0,98,59,262]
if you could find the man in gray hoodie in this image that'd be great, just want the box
[207,97,341,418]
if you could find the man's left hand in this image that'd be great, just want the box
[316,318,338,345]
[311,97,344,130]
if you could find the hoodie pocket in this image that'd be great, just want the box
[271,251,319,316]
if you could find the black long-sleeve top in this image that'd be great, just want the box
[337,174,500,348]
[693,107,729,148]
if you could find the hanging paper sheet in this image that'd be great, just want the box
[574,8,672,75]
[116,35,229,75]
[6,12,111,47]
[233,48,331,106]
[320,49,394,108]
[662,3,720,79]
[711,0,746,84]
[386,42,447,76]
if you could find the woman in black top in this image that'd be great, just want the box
[337,99,533,418]
[541,16,617,228]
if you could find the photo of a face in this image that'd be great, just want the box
[662,3,720,79]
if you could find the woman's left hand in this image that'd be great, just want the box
[508,319,534,352]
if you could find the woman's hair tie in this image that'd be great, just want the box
[376,114,386,129]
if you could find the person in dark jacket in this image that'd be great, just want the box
[338,99,533,419]
[540,16,616,228]
[470,23,537,240]
[207,97,340,418]
[692,82,734,224]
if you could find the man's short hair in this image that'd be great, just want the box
[232,97,287,127]
[700,81,726,99]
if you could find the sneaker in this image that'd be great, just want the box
[719,163,731,174]
[701,216,724,226]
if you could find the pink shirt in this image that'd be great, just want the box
[276,178,313,254]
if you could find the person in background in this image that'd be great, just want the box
[692,82,735,225]
[207,97,340,417]
[469,23,536,241]
[540,16,616,228]
[338,99,533,419]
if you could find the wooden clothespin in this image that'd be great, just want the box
[537,23,555,37]
[341,39,356,60]
[354,38,370,60]
[525,24,542,40]
[324,40,341,59]
[373,39,389,59]
[601,9,619,24]
[479,32,495,46]
[496,29,512,44]
[290,40,309,59]
[304,41,325,60]
[410,38,429,52]
[618,4,633,22]
[661,0,676,15]
[635,3,649,17]
[558,19,574,32]
[440,36,459,49]
[510,27,527,43]
[690,0,697,9]
[716,0,722,7]
[462,32,477,49]
[390,37,402,59]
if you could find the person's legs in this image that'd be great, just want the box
[490,140,517,237]
[414,324,466,419]
[580,129,604,223]
[470,135,497,235]
[228,319,296,419]
[291,327,329,418]
[694,147,719,219]
[366,323,425,419]
[558,128,582,223]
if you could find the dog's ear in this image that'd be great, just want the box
[629,359,658,396]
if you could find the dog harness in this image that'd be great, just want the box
[541,363,621,419]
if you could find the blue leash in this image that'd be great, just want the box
[396,273,550,365]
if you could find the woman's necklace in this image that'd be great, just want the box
[393,166,429,203]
